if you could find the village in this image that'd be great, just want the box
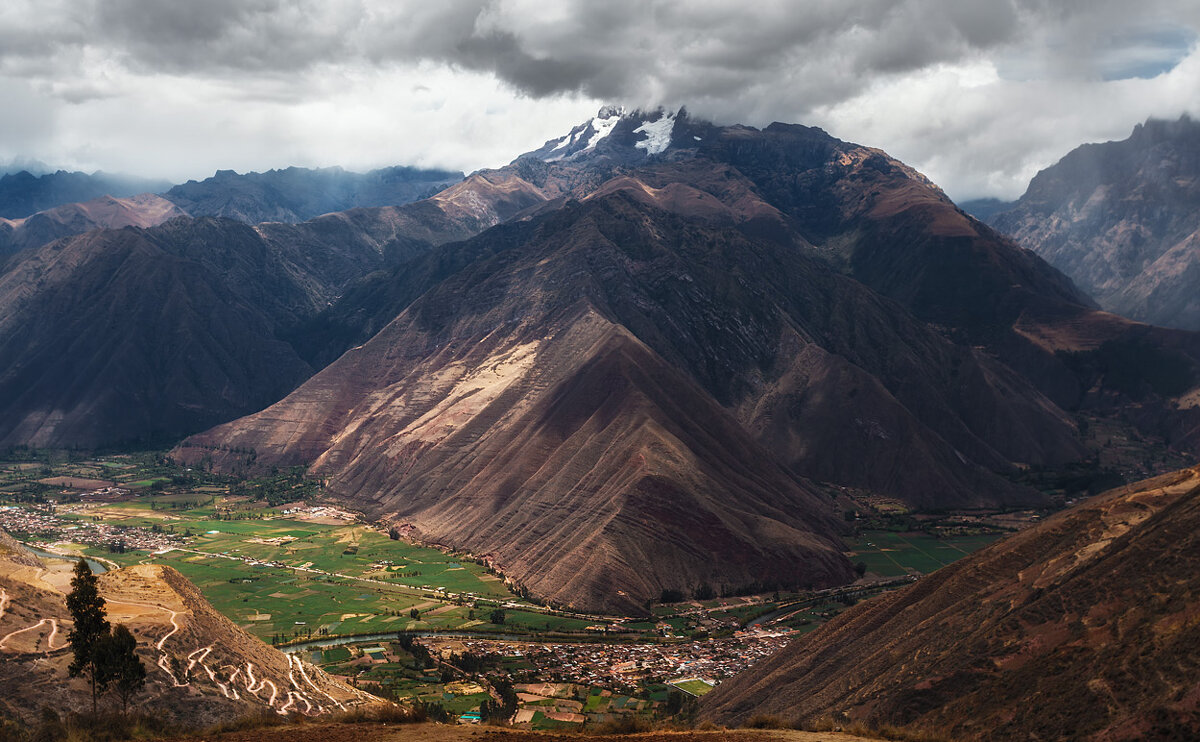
[0,503,185,553]
[419,629,796,689]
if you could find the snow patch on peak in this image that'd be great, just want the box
[634,111,677,155]
[581,114,620,151]
[544,106,626,162]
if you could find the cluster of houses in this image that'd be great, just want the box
[0,504,184,552]
[422,626,794,691]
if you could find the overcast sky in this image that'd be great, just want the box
[2,0,1199,200]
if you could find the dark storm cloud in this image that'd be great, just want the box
[452,31,594,98]
[94,0,353,74]
[2,0,1199,198]
[6,1,1194,104]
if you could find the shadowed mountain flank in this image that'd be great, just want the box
[0,164,558,449]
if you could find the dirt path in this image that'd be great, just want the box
[103,597,182,649]
[0,617,67,651]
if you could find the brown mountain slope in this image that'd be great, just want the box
[179,303,854,614]
[686,119,1092,335]
[0,546,376,725]
[0,227,314,448]
[689,118,1200,455]
[174,186,1098,611]
[701,467,1200,740]
[0,193,185,258]
[230,171,1082,503]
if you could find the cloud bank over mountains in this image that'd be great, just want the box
[2,0,1198,198]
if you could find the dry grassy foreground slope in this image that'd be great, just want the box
[702,467,1200,740]
[178,725,881,742]
[0,534,377,726]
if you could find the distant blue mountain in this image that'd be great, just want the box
[163,165,464,224]
[0,170,172,219]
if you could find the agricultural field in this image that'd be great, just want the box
[669,678,715,697]
[0,449,605,642]
[78,515,537,642]
[0,447,1013,646]
[846,530,1002,577]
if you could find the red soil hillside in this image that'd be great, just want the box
[701,467,1200,740]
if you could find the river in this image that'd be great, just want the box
[21,545,108,574]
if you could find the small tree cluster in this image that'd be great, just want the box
[66,559,147,716]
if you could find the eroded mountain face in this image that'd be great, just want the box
[990,116,1200,331]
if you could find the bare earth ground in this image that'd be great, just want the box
[181,725,877,742]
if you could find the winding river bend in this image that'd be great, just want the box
[22,545,108,574]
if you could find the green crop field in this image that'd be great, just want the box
[82,512,527,641]
[500,609,595,633]
[671,678,714,697]
[847,530,1003,577]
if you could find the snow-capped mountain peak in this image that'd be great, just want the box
[521,106,683,164]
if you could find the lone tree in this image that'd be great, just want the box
[489,608,506,625]
[96,624,146,716]
[66,558,110,714]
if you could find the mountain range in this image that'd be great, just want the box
[0,194,186,259]
[5,108,1200,613]
[0,165,465,260]
[980,116,1200,332]
[162,165,463,224]
[0,170,171,221]
[0,167,541,450]
[167,108,1199,611]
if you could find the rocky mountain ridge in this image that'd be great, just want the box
[0,193,185,260]
[162,164,464,224]
[988,115,1200,331]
